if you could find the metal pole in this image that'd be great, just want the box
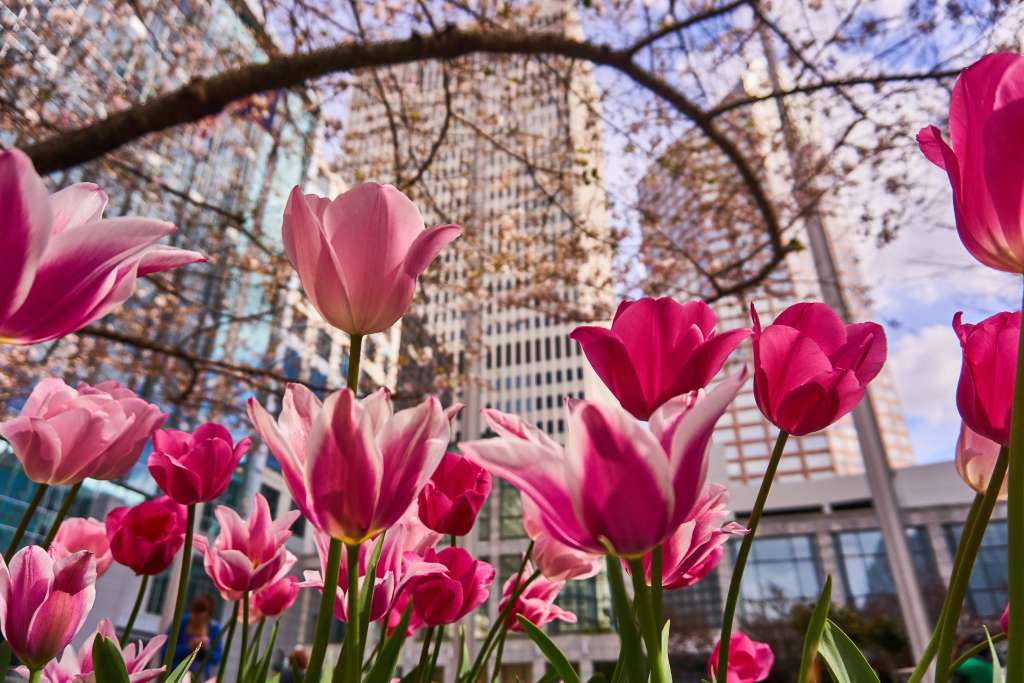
[757,25,933,662]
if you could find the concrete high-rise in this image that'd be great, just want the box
[338,1,618,678]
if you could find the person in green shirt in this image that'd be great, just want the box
[955,654,994,682]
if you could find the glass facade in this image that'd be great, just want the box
[663,567,724,629]
[945,520,1008,619]
[736,534,823,621]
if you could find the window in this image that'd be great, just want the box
[736,534,822,621]
[282,348,301,379]
[664,567,722,628]
[551,574,609,633]
[498,481,525,539]
[316,331,332,360]
[945,520,1008,618]
[259,484,281,516]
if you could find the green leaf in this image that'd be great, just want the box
[798,575,833,682]
[457,624,471,678]
[603,555,646,683]
[365,606,413,683]
[516,615,581,683]
[360,532,387,645]
[247,620,279,683]
[537,670,562,683]
[0,640,12,681]
[818,619,881,683]
[164,645,202,683]
[587,674,609,683]
[986,626,1004,683]
[91,634,131,683]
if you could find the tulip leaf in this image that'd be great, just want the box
[798,575,833,682]
[516,615,582,683]
[360,532,387,646]
[91,634,131,683]
[537,670,562,683]
[246,620,279,683]
[164,644,202,683]
[0,640,11,681]
[986,626,1004,683]
[603,554,646,683]
[818,618,881,683]
[365,605,413,683]
[587,674,609,683]
[457,624,471,678]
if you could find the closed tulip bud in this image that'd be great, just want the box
[751,302,886,436]
[0,148,205,345]
[251,576,301,621]
[0,378,165,485]
[409,547,494,627]
[498,563,576,632]
[955,423,1008,499]
[51,517,113,577]
[105,496,186,576]
[708,632,774,683]
[194,493,298,600]
[918,53,1024,273]
[149,422,251,504]
[282,183,460,335]
[953,311,1020,446]
[0,546,97,671]
[418,451,492,536]
[570,297,749,420]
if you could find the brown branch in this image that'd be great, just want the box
[625,0,751,56]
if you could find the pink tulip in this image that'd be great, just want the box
[248,386,454,545]
[751,302,886,436]
[149,423,251,504]
[51,517,113,577]
[18,618,166,683]
[918,53,1024,273]
[282,182,460,335]
[709,632,774,683]
[461,371,745,557]
[409,547,494,626]
[0,148,205,344]
[521,496,600,582]
[251,576,301,621]
[0,546,97,671]
[418,451,492,536]
[301,522,444,623]
[194,493,298,600]
[955,423,1008,498]
[570,298,750,420]
[0,378,166,485]
[106,496,187,576]
[1002,605,1010,633]
[498,562,576,632]
[632,484,746,590]
[954,311,1020,446]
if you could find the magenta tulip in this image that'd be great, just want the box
[461,371,744,558]
[956,422,1008,499]
[194,493,298,600]
[251,576,301,621]
[149,422,251,504]
[918,53,1024,273]
[19,618,166,683]
[409,547,494,627]
[51,517,113,578]
[106,496,186,576]
[1003,605,1010,633]
[750,302,886,436]
[0,148,205,344]
[708,632,774,683]
[632,484,746,589]
[0,546,97,671]
[0,378,165,485]
[954,311,1020,446]
[248,386,454,545]
[521,496,600,582]
[498,563,576,632]
[301,522,444,623]
[282,182,460,335]
[570,297,750,420]
[418,451,492,536]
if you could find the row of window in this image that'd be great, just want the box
[486,336,581,369]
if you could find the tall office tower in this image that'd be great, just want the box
[339,2,619,678]
[0,0,354,655]
[637,61,914,484]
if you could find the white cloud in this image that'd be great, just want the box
[889,324,962,425]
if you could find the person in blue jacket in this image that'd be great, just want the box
[163,595,223,677]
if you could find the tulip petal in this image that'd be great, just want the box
[0,149,52,322]
[773,302,846,355]
[49,183,107,234]
[569,326,648,418]
[403,224,461,277]
[831,322,886,383]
